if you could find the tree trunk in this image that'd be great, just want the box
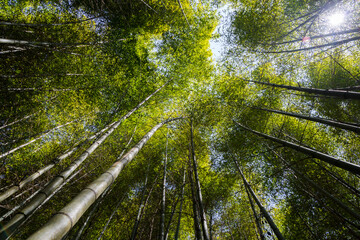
[1,164,84,240]
[0,38,103,47]
[0,83,170,236]
[131,174,159,240]
[232,157,285,240]
[242,79,360,100]
[255,107,360,134]
[234,121,360,175]
[209,212,213,240]
[0,120,127,203]
[190,120,210,240]
[272,27,360,45]
[0,111,39,130]
[270,149,360,221]
[164,197,179,240]
[97,193,126,240]
[130,171,149,240]
[160,132,169,240]
[174,168,186,240]
[0,120,75,159]
[26,117,181,240]
[244,181,265,240]
[0,16,100,27]
[263,36,360,53]
[312,160,360,197]
[188,161,203,240]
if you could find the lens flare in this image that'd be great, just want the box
[327,12,345,27]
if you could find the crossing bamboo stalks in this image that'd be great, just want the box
[270,149,360,221]
[233,157,285,240]
[254,107,360,134]
[234,121,360,175]
[241,79,360,100]
[190,120,210,240]
[0,121,118,203]
[0,82,169,237]
[27,117,181,240]
[0,120,75,159]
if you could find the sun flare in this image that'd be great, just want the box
[327,12,345,27]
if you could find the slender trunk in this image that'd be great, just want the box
[244,182,265,240]
[97,193,126,240]
[188,161,203,240]
[0,38,104,46]
[131,174,160,240]
[312,161,360,197]
[0,111,39,130]
[297,174,360,237]
[160,133,169,240]
[174,168,186,240]
[234,121,360,175]
[242,79,360,100]
[294,211,317,239]
[0,121,119,203]
[254,107,360,134]
[233,158,285,240]
[0,83,170,236]
[255,107,360,134]
[27,117,181,240]
[130,173,149,240]
[164,198,179,240]
[0,16,100,27]
[176,0,190,27]
[270,150,360,221]
[209,212,213,240]
[0,120,75,159]
[0,188,41,222]
[190,120,210,240]
[1,165,84,240]
[272,27,360,45]
[263,36,360,53]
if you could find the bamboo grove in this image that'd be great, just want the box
[1,0,360,239]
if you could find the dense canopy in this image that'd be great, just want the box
[1,0,360,239]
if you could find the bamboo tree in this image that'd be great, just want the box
[164,198,178,240]
[234,121,360,175]
[241,79,360,100]
[160,131,169,240]
[253,107,360,134]
[174,168,186,240]
[0,120,76,159]
[26,117,182,240]
[74,186,111,240]
[269,149,360,221]
[130,171,150,240]
[244,182,265,240]
[0,16,100,27]
[0,119,123,203]
[190,120,210,240]
[0,110,39,130]
[263,36,360,53]
[97,193,126,240]
[0,83,169,236]
[232,157,285,240]
[188,158,203,240]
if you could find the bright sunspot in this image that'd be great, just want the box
[327,12,345,27]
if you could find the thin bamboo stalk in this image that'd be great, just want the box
[26,117,181,240]
[0,83,169,236]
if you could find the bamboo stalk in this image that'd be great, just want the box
[27,117,181,240]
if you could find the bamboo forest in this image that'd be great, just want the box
[1,0,360,239]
